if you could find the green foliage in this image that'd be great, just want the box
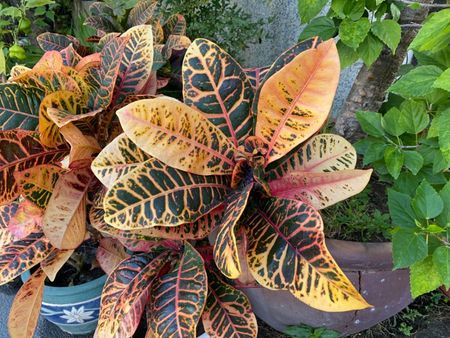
[0,0,73,74]
[354,7,450,298]
[298,0,403,68]
[285,324,340,338]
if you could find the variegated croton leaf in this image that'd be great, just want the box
[214,183,253,279]
[88,36,129,110]
[0,232,54,285]
[97,251,170,338]
[246,197,370,311]
[41,248,74,282]
[183,39,254,147]
[0,130,68,205]
[113,25,154,105]
[255,39,340,164]
[0,202,18,248]
[117,97,237,175]
[96,237,130,275]
[202,269,258,338]
[0,84,44,131]
[8,268,46,338]
[60,44,82,67]
[8,199,43,239]
[164,14,187,36]
[267,134,372,209]
[37,32,79,52]
[91,188,224,240]
[104,157,230,228]
[127,0,158,27]
[42,166,94,249]
[148,242,207,338]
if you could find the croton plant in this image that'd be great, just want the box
[88,37,373,337]
[0,24,165,337]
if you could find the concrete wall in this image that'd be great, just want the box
[234,0,362,118]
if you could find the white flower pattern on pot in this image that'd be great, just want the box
[60,306,95,324]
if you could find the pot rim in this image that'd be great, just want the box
[21,270,107,295]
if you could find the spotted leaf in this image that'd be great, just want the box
[39,90,85,147]
[13,70,82,95]
[92,133,151,189]
[0,84,44,131]
[148,242,207,338]
[8,199,43,239]
[113,25,154,105]
[97,251,170,338]
[266,134,358,179]
[165,14,187,36]
[0,203,17,248]
[202,269,258,338]
[60,44,82,67]
[104,157,230,228]
[8,268,46,338]
[246,198,370,311]
[127,0,157,27]
[91,190,223,240]
[269,169,372,210]
[42,167,93,249]
[37,32,79,52]
[243,67,270,90]
[32,51,64,72]
[96,238,130,275]
[41,249,74,282]
[0,130,68,205]
[214,183,253,279]
[0,232,53,285]
[255,39,340,163]
[117,97,236,175]
[183,39,254,147]
[88,37,128,110]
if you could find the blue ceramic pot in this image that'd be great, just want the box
[21,271,107,335]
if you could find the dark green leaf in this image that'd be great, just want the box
[388,189,416,228]
[356,111,385,137]
[382,107,405,136]
[404,151,423,175]
[357,33,383,67]
[339,18,371,49]
[399,100,429,134]
[299,17,337,41]
[412,180,444,219]
[371,19,401,53]
[388,65,443,98]
[392,228,428,269]
[410,256,443,298]
[363,142,387,165]
[337,40,359,69]
[298,0,328,23]
[384,145,404,179]
[437,181,450,226]
[393,173,420,196]
[438,108,450,162]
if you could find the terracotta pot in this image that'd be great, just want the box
[242,239,411,336]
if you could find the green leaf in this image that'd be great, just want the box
[382,107,405,136]
[384,145,404,179]
[388,65,443,98]
[438,108,450,162]
[404,151,423,175]
[437,181,450,226]
[410,9,450,53]
[346,0,365,21]
[410,256,443,298]
[25,0,55,8]
[0,49,5,75]
[363,142,387,165]
[399,100,429,134]
[299,17,336,41]
[433,68,450,92]
[393,173,420,197]
[371,19,401,53]
[331,0,347,18]
[355,111,385,137]
[390,3,401,21]
[408,2,421,10]
[388,189,416,228]
[356,33,383,67]
[412,180,444,219]
[392,228,428,269]
[339,18,371,49]
[0,7,22,18]
[433,246,450,288]
[298,0,328,23]
[336,40,359,69]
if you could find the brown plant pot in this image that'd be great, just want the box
[242,239,412,336]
